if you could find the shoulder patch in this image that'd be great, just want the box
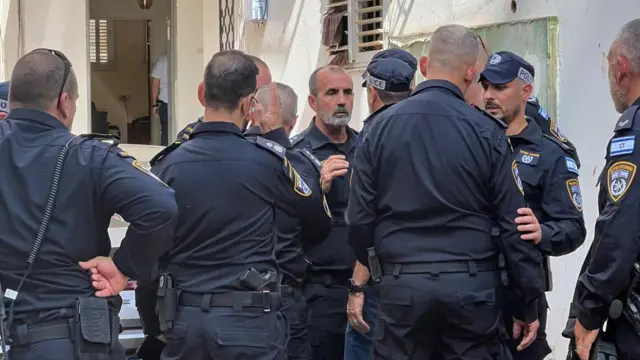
[254,136,286,158]
[149,140,183,167]
[614,105,639,132]
[542,133,571,151]
[474,105,507,129]
[566,178,583,211]
[298,148,322,172]
[609,135,635,157]
[548,119,568,143]
[79,133,120,146]
[565,156,579,175]
[516,150,540,166]
[608,161,637,202]
[283,158,312,197]
[511,160,525,195]
[112,146,167,185]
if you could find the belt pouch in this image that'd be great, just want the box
[75,297,111,360]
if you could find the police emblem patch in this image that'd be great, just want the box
[294,171,312,197]
[517,150,539,165]
[565,179,583,211]
[489,54,501,64]
[607,161,637,202]
[511,161,525,195]
[132,159,167,185]
[549,119,568,143]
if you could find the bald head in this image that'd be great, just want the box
[9,49,78,112]
[249,55,273,88]
[613,18,640,73]
[256,82,298,131]
[427,25,480,73]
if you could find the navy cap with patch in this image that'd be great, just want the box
[480,51,535,85]
[361,49,417,79]
[363,58,414,92]
[0,81,9,113]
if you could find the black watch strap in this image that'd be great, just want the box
[348,278,367,293]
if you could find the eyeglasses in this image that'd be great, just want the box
[477,35,489,57]
[31,48,72,108]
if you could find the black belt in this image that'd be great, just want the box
[179,291,280,312]
[305,272,350,287]
[281,284,303,300]
[10,320,74,347]
[383,259,499,276]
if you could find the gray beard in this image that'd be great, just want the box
[324,114,351,127]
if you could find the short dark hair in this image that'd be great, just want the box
[376,89,412,104]
[203,50,259,112]
[308,65,347,96]
[249,55,269,70]
[9,49,78,111]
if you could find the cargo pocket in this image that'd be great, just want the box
[162,321,188,359]
[216,328,285,359]
[379,288,412,325]
[455,289,499,335]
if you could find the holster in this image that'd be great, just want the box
[75,297,119,360]
[367,247,382,283]
[492,227,509,287]
[567,337,618,360]
[155,273,177,333]
[622,262,640,335]
[541,255,553,292]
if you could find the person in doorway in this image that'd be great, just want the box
[151,53,169,145]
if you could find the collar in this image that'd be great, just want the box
[244,126,292,148]
[5,108,68,131]
[190,121,244,138]
[633,96,640,107]
[509,118,543,146]
[411,80,465,101]
[305,117,358,150]
[244,125,262,136]
[363,103,393,123]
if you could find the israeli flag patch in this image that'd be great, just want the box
[610,135,635,157]
[538,105,550,121]
[565,157,579,175]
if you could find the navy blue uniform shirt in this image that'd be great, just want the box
[357,104,393,149]
[245,125,331,284]
[291,120,359,273]
[510,120,586,256]
[151,121,332,292]
[574,97,640,330]
[347,80,542,321]
[0,109,178,324]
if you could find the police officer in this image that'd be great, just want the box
[174,55,273,141]
[0,81,9,119]
[345,57,415,360]
[480,51,586,360]
[246,82,331,360]
[361,48,418,91]
[0,48,178,360]
[290,64,358,359]
[347,25,542,359]
[150,50,331,360]
[569,18,640,360]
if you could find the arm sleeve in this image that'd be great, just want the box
[100,149,178,282]
[489,133,542,323]
[537,156,587,256]
[575,149,640,330]
[346,135,377,266]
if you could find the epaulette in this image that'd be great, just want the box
[297,148,322,172]
[613,105,640,132]
[149,140,184,167]
[542,133,572,152]
[527,96,540,106]
[252,136,286,159]
[290,129,308,146]
[473,105,507,129]
[79,133,120,146]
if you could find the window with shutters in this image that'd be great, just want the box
[323,0,386,67]
[89,19,115,70]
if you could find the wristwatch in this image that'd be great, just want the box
[347,278,367,294]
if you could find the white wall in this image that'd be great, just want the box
[242,0,640,357]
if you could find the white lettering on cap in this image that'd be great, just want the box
[367,75,386,91]
[517,67,533,84]
[489,54,501,64]
[0,99,8,112]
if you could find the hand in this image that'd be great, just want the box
[347,292,370,333]
[152,105,159,117]
[512,318,539,351]
[79,256,129,297]
[515,208,542,244]
[320,155,349,193]
[252,83,282,133]
[574,319,599,360]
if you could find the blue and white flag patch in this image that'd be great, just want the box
[610,135,635,157]
[565,157,579,175]
[538,105,550,121]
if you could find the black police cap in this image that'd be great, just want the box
[362,58,414,93]
[480,51,535,85]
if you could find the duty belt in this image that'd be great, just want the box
[10,320,74,347]
[281,284,303,300]
[179,291,281,312]
[383,259,499,276]
[305,272,351,286]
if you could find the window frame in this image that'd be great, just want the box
[89,18,116,71]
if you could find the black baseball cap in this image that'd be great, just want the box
[362,58,414,92]
[480,51,535,85]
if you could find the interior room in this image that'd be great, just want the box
[88,0,171,145]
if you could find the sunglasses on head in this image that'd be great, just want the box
[30,48,72,108]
